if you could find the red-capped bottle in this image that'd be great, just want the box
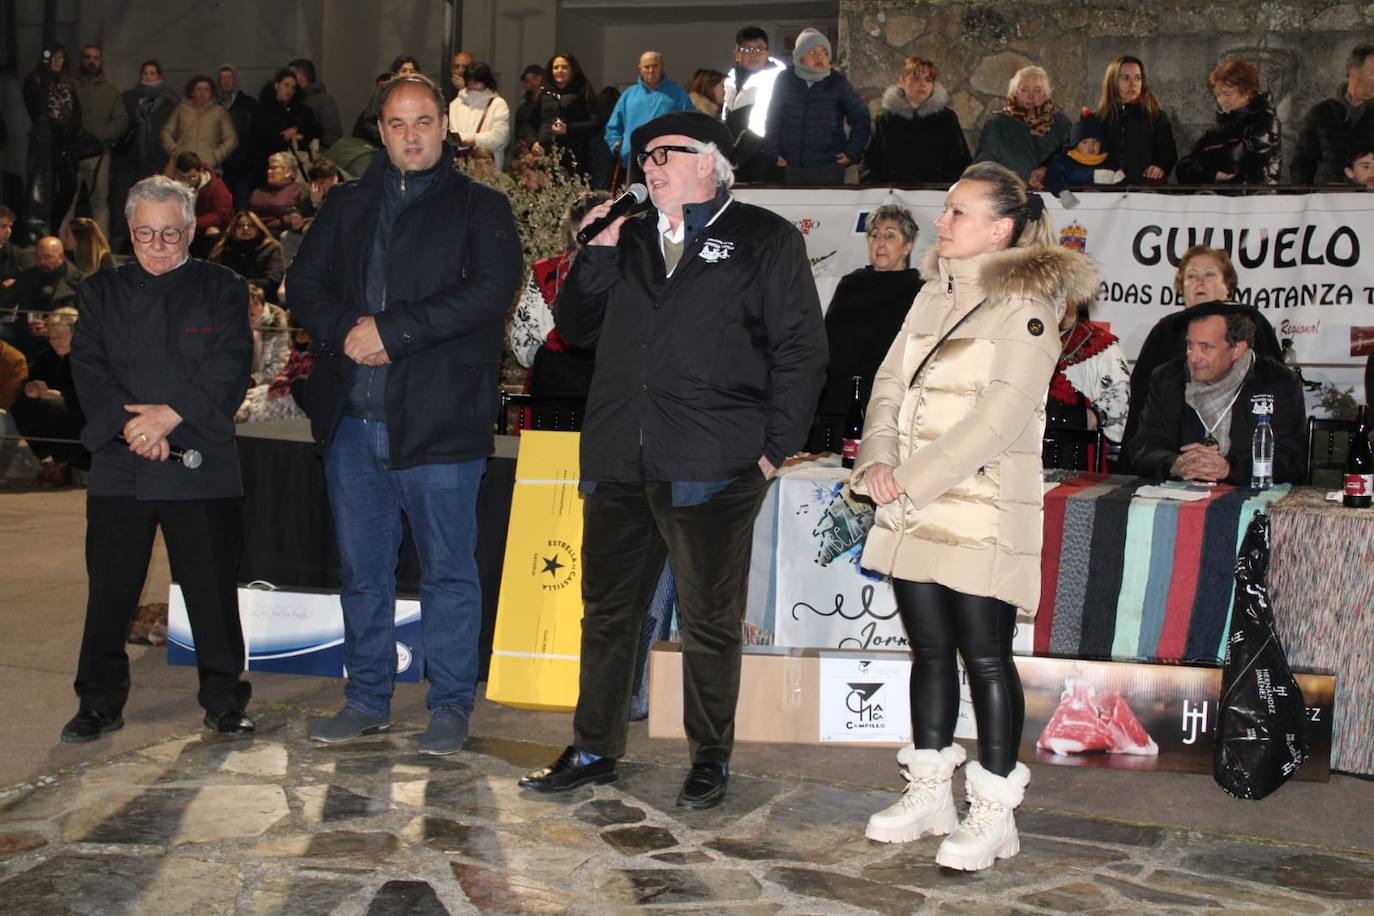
[1344,405,1372,508]
[842,375,864,470]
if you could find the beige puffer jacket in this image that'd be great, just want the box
[160,101,238,167]
[850,243,1099,613]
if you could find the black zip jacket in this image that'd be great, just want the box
[1175,92,1280,186]
[287,144,523,468]
[555,197,827,481]
[71,258,252,499]
[1101,102,1177,185]
[1128,353,1306,486]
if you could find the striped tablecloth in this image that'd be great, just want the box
[1034,473,1289,665]
[1267,487,1374,775]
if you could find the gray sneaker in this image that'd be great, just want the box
[418,709,470,756]
[308,706,390,744]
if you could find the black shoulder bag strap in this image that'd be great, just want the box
[908,299,986,389]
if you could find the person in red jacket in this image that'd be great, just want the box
[173,151,232,256]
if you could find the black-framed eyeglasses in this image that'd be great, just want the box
[132,225,189,245]
[635,145,701,169]
[736,46,768,55]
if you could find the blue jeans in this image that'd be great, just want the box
[325,415,485,718]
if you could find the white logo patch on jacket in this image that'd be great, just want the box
[699,238,734,263]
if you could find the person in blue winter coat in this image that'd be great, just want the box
[603,51,693,174]
[1043,108,1124,195]
[764,28,870,185]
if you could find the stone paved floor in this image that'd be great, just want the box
[2,711,1373,915]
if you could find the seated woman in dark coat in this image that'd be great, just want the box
[862,56,970,186]
[10,306,87,483]
[810,203,923,451]
[247,152,306,238]
[1175,59,1280,186]
[209,210,286,302]
[1119,244,1283,471]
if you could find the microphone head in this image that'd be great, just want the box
[181,448,203,470]
[626,183,648,203]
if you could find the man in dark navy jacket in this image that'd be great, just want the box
[65,174,255,743]
[520,111,827,808]
[1129,302,1306,486]
[288,74,522,756]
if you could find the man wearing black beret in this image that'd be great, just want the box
[519,111,827,808]
[1129,300,1306,485]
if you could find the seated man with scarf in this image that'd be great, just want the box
[1128,301,1305,485]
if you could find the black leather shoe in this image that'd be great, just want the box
[60,709,124,744]
[519,745,617,792]
[676,762,728,809]
[204,709,256,738]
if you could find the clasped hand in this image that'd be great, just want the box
[1171,442,1230,482]
[122,403,183,462]
[344,316,389,366]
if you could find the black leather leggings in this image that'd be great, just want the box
[892,579,1024,776]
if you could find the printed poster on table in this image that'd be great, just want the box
[1019,656,1332,780]
[818,653,912,743]
[763,466,1032,740]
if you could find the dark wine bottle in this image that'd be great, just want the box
[842,375,864,470]
[1344,405,1372,508]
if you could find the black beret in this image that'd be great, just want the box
[630,111,735,164]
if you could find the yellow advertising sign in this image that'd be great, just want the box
[486,432,586,710]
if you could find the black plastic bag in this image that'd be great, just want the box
[1213,512,1309,800]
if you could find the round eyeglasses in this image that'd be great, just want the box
[132,225,189,245]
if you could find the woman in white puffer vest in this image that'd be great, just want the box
[849,161,1097,871]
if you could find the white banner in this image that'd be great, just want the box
[734,187,1374,388]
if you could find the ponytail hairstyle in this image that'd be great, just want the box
[958,161,1055,249]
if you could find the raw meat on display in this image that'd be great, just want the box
[1037,679,1159,756]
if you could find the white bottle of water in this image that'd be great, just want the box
[1251,412,1274,489]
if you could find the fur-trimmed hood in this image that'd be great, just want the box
[882,82,951,119]
[920,242,1098,329]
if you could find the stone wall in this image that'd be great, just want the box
[838,0,1374,182]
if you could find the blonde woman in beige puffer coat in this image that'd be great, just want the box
[160,75,238,169]
[851,161,1098,873]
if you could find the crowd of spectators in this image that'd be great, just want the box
[4,28,1374,482]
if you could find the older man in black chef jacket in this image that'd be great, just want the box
[64,174,255,743]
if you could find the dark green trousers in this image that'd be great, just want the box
[572,474,769,763]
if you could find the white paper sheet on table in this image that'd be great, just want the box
[1133,485,1213,501]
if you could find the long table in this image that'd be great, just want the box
[743,461,1374,774]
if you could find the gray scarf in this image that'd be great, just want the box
[1184,349,1254,455]
[794,62,831,85]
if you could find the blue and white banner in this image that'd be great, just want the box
[168,584,425,681]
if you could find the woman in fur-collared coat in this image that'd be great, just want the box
[850,161,1098,872]
[861,56,970,185]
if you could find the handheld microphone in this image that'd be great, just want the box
[117,437,203,469]
[575,183,648,245]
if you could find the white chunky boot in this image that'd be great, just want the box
[935,761,1030,871]
[865,743,967,843]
